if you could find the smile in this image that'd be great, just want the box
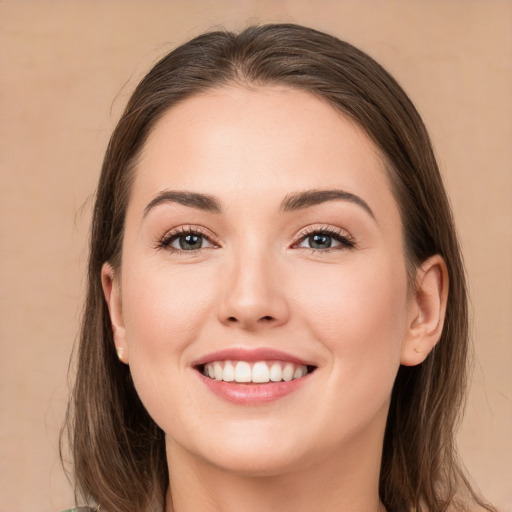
[193,348,317,404]
[201,360,310,383]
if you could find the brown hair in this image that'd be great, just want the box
[62,24,495,512]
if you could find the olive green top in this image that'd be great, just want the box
[61,508,96,512]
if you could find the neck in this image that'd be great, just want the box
[164,417,386,512]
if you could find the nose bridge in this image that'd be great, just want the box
[218,237,289,329]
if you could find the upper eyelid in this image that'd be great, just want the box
[291,226,356,252]
[293,225,353,242]
[162,225,216,239]
[157,225,220,249]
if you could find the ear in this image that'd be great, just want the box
[101,262,129,365]
[401,255,449,366]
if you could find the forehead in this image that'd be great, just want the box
[132,85,396,216]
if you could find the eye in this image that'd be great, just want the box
[157,227,216,253]
[294,227,355,252]
[301,233,336,250]
[172,232,212,250]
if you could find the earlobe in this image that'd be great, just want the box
[101,262,129,364]
[401,255,449,367]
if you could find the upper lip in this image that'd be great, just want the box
[191,347,315,368]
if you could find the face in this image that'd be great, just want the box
[105,86,419,476]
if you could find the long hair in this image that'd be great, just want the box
[62,24,495,512]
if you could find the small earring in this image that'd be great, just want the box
[115,346,125,363]
[414,346,422,354]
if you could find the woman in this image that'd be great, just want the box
[62,24,496,512]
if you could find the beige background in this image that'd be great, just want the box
[0,1,511,511]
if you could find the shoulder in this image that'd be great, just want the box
[60,508,97,512]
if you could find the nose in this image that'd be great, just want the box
[217,250,290,331]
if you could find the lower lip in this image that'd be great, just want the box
[198,372,311,405]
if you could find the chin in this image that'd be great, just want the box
[203,445,310,478]
[167,420,315,477]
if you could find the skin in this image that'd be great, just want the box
[102,86,448,512]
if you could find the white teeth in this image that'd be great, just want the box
[234,361,252,383]
[270,362,282,382]
[293,366,307,379]
[223,361,235,382]
[214,362,223,381]
[202,360,309,384]
[282,363,294,382]
[252,362,270,383]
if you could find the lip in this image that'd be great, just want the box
[191,347,314,367]
[191,347,316,405]
[198,374,311,404]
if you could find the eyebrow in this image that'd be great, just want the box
[143,190,222,217]
[280,189,375,219]
[143,188,375,220]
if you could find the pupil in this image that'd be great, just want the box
[180,234,202,250]
[310,234,331,249]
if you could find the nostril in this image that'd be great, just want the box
[223,314,280,326]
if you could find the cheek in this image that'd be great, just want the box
[296,255,408,384]
[121,259,217,361]
[119,259,220,431]
[286,256,409,444]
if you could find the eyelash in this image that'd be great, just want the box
[292,225,355,253]
[156,225,355,255]
[156,226,218,254]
